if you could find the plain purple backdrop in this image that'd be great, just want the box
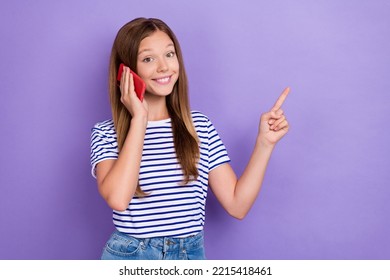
[1,0,389,260]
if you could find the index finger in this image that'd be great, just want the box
[271,87,290,111]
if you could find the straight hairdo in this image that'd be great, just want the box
[108,18,200,196]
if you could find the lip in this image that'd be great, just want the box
[152,75,172,85]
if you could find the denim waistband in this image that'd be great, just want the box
[113,230,204,253]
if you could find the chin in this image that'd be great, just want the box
[147,87,175,97]
[145,91,172,99]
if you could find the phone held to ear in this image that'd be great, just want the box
[117,63,146,101]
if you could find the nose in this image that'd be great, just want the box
[157,58,169,73]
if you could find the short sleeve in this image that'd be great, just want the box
[207,119,230,171]
[90,120,119,178]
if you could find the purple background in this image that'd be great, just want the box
[1,0,389,260]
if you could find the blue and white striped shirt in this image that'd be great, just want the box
[90,111,230,238]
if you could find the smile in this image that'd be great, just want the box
[153,76,172,85]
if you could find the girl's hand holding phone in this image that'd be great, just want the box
[258,87,290,147]
[118,65,148,120]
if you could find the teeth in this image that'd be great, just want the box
[156,77,170,83]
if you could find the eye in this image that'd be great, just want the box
[166,51,176,58]
[142,57,154,63]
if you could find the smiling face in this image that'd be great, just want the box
[136,30,179,98]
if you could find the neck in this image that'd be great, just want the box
[145,94,169,121]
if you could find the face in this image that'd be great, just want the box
[136,30,179,97]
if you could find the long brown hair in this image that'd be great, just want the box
[109,18,199,195]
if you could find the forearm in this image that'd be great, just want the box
[99,116,147,211]
[232,138,275,218]
[210,88,289,219]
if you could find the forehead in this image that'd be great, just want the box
[138,30,174,53]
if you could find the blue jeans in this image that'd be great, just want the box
[101,230,206,260]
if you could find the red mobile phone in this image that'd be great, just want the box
[117,63,146,101]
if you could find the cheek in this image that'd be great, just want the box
[136,65,153,80]
[170,62,180,85]
[171,59,180,72]
[170,61,179,80]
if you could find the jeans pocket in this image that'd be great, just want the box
[104,233,142,258]
[183,232,206,260]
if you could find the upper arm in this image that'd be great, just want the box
[208,162,238,214]
[90,120,118,181]
[95,159,116,190]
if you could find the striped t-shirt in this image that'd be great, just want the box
[90,111,230,238]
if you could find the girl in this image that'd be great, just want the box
[90,17,289,260]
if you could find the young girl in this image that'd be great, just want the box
[90,17,289,260]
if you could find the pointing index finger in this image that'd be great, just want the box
[271,87,290,111]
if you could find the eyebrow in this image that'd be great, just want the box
[138,43,175,56]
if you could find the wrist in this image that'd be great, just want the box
[256,136,276,151]
[131,115,148,127]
